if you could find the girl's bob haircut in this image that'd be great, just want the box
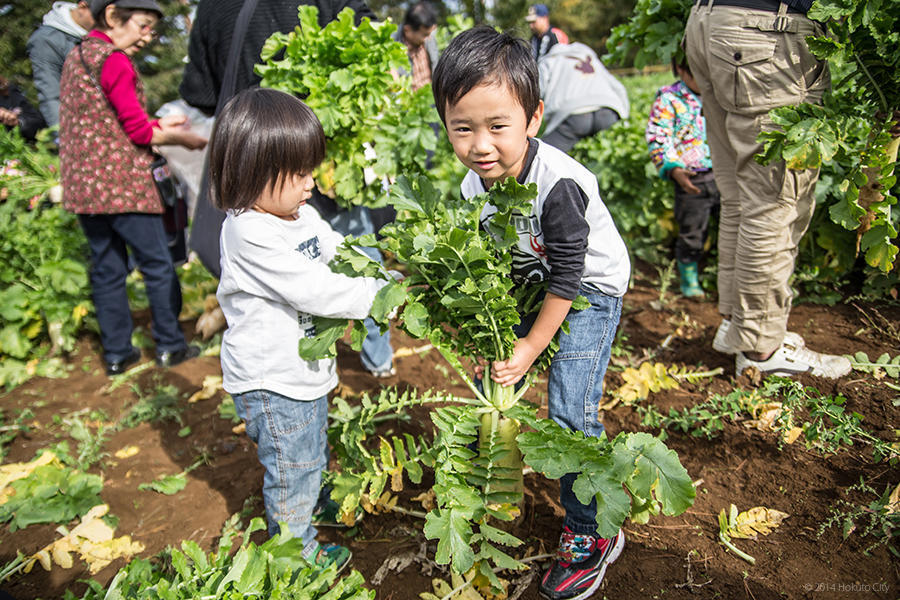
[208,88,326,212]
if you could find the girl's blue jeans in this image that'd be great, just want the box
[542,286,623,536]
[232,390,328,558]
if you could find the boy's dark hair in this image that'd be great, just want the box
[432,26,540,124]
[671,54,692,78]
[404,1,438,30]
[208,88,326,213]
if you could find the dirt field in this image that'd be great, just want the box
[1,266,898,600]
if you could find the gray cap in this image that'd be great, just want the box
[90,0,163,19]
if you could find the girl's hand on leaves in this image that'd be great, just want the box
[491,338,541,387]
[473,357,486,380]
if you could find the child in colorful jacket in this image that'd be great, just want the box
[645,58,720,298]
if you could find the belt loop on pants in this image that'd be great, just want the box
[774,2,790,30]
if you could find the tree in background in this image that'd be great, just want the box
[0,0,193,114]
[0,0,48,100]
[491,0,636,55]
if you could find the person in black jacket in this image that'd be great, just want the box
[0,76,47,141]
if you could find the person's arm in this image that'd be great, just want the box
[339,0,376,23]
[491,293,573,387]
[8,88,47,141]
[179,2,218,114]
[645,91,685,178]
[100,53,206,149]
[99,52,155,144]
[26,30,67,127]
[228,218,386,320]
[491,179,588,387]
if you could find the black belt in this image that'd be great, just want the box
[696,0,806,14]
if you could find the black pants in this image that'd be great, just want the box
[541,108,620,153]
[674,172,720,264]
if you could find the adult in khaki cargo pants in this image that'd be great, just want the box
[684,0,850,378]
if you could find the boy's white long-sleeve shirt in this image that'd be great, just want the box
[217,206,386,400]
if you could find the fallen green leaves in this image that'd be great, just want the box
[0,451,103,531]
[846,351,900,379]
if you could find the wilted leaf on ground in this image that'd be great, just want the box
[113,445,140,459]
[188,375,223,403]
[412,490,436,511]
[603,362,679,409]
[726,505,790,539]
[0,451,56,501]
[887,483,900,515]
[24,504,144,574]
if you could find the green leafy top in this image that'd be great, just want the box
[380,176,538,366]
[256,6,439,209]
[604,0,691,68]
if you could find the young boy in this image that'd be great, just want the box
[432,26,630,600]
[645,57,720,298]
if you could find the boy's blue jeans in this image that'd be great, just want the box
[545,286,622,536]
[232,389,328,559]
[323,205,393,372]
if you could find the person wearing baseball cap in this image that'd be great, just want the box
[525,3,568,61]
[58,0,207,375]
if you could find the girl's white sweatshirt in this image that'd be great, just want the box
[217,206,386,400]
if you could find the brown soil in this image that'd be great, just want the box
[1,266,898,600]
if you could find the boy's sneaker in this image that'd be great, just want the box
[735,342,851,379]
[312,542,352,575]
[712,319,805,355]
[539,528,624,600]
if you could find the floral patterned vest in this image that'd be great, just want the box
[59,36,162,214]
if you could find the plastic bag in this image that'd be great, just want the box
[154,100,214,216]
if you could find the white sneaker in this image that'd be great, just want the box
[735,342,851,379]
[712,319,806,355]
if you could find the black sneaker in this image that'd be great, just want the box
[106,348,142,376]
[539,528,625,600]
[156,344,200,368]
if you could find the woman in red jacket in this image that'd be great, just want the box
[59,0,207,375]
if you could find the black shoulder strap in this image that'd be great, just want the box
[215,0,261,115]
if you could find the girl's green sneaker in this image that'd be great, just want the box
[677,261,704,298]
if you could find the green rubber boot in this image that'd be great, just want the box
[677,261,704,298]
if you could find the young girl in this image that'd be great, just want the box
[207,88,388,570]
